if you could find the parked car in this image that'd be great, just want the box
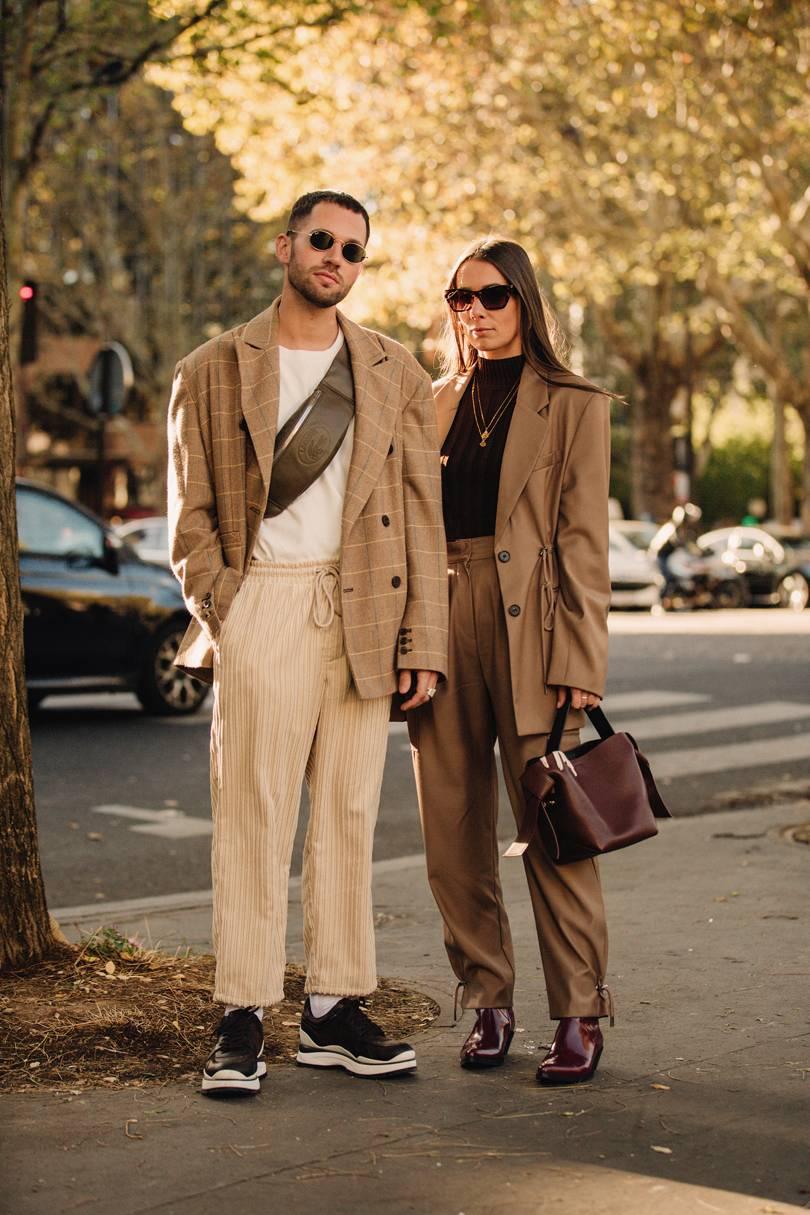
[766,530,810,566]
[697,526,810,610]
[608,526,663,609]
[16,480,208,714]
[114,515,171,568]
[611,518,660,552]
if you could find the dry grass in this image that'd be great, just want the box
[0,929,439,1094]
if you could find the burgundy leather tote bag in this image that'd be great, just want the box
[507,695,672,865]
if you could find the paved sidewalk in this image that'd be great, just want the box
[3,803,810,1215]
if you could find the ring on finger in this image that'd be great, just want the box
[426,686,436,699]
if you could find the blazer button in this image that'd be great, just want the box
[382,515,390,527]
[508,604,521,617]
[391,575,402,588]
[498,550,510,563]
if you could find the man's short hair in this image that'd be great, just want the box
[287,190,370,244]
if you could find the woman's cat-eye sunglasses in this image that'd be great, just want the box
[444,284,517,312]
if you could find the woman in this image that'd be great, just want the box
[408,237,613,1085]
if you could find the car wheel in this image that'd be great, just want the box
[714,579,746,610]
[777,572,810,612]
[137,620,210,715]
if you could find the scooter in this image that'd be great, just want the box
[660,546,746,611]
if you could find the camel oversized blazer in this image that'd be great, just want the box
[434,364,611,736]
[167,299,448,695]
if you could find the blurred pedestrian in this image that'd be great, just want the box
[408,237,613,1084]
[168,190,447,1096]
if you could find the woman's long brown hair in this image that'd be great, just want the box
[438,236,608,395]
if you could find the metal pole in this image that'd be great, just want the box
[96,414,106,517]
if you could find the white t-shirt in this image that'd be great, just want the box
[253,331,353,563]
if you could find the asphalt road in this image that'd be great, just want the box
[30,610,810,909]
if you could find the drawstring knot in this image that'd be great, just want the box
[312,565,341,628]
[597,980,615,1027]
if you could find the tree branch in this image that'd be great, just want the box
[705,266,808,410]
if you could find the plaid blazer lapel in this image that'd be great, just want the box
[235,300,281,487]
[339,311,399,539]
[435,371,472,446]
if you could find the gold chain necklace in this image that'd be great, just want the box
[471,374,519,447]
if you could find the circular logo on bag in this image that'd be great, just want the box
[297,426,331,466]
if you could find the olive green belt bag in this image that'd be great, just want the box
[264,341,355,518]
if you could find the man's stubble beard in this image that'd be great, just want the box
[287,254,352,309]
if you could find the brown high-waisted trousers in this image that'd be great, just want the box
[408,536,611,1018]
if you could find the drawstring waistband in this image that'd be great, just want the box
[312,565,341,628]
[246,559,342,628]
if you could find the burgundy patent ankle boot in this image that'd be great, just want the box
[460,1008,516,1069]
[536,1016,603,1086]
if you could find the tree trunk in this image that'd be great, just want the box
[0,179,54,970]
[801,413,810,534]
[770,394,792,526]
[630,356,681,520]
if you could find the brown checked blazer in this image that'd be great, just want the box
[167,299,448,696]
[434,364,611,737]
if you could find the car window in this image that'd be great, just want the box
[17,489,104,559]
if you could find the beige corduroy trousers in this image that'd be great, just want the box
[210,560,390,1007]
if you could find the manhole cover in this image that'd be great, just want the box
[780,823,810,846]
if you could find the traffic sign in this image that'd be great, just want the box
[87,341,134,416]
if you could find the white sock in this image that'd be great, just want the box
[309,994,341,1018]
[224,1004,264,1022]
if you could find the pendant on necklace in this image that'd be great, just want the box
[480,432,489,446]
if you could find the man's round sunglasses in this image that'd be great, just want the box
[287,227,368,264]
[444,284,517,313]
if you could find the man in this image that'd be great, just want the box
[167,190,447,1095]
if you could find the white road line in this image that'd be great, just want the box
[602,691,710,713]
[650,733,810,780]
[613,701,810,742]
[391,691,710,738]
[92,804,213,838]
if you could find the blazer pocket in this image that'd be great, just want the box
[533,448,562,472]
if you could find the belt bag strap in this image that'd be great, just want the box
[264,341,355,518]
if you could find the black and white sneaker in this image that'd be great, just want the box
[297,997,416,1077]
[201,1008,266,1096]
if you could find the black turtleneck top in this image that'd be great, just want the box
[440,355,524,541]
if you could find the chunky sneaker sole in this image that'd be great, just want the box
[201,1057,267,1095]
[297,1033,416,1077]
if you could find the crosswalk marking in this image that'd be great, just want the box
[610,701,810,743]
[604,691,710,713]
[649,734,810,781]
[92,804,212,838]
[90,693,810,845]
